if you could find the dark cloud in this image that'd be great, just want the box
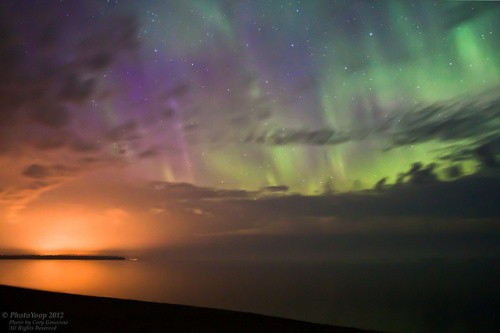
[145,167,500,227]
[244,128,350,145]
[83,52,113,71]
[0,102,18,129]
[51,164,79,177]
[0,5,142,158]
[77,14,141,54]
[162,83,189,100]
[442,2,499,29]
[386,91,500,147]
[35,20,60,51]
[21,163,79,180]
[22,164,51,179]
[114,15,141,50]
[70,141,99,153]
[260,185,289,193]
[0,11,23,87]
[60,74,96,103]
[151,181,251,202]
[475,144,499,169]
[402,162,439,186]
[25,181,51,191]
[246,172,500,219]
[96,166,495,248]
[161,107,176,119]
[230,114,249,126]
[374,178,387,191]
[30,103,70,129]
[137,148,159,159]
[105,121,140,141]
[445,165,463,179]
[0,6,149,220]
[437,147,475,163]
[243,90,500,177]
[34,133,67,150]
[439,135,500,171]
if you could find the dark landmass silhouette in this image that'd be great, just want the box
[0,285,379,333]
[0,255,126,260]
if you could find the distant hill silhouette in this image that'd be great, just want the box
[0,255,125,260]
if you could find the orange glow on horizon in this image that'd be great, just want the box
[2,204,175,255]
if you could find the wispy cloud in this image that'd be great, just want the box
[244,89,500,152]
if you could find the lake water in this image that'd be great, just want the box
[0,258,498,332]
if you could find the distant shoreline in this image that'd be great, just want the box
[0,255,126,260]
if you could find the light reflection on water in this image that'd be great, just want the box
[0,259,499,333]
[0,260,182,303]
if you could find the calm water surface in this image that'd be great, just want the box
[0,258,499,333]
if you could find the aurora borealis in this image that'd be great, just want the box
[0,1,500,332]
[0,0,499,253]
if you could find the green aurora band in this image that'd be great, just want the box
[150,1,498,194]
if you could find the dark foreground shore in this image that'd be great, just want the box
[0,285,376,333]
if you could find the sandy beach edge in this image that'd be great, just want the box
[0,284,380,332]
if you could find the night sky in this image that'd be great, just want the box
[0,0,499,256]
